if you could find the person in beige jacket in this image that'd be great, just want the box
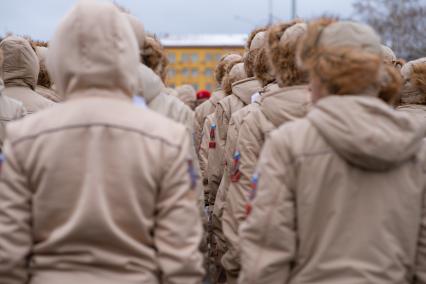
[0,2,204,284]
[397,58,426,120]
[175,84,197,110]
[238,19,426,284]
[194,53,242,156]
[0,49,26,150]
[0,36,54,114]
[222,21,311,283]
[33,45,62,103]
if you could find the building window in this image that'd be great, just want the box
[192,83,199,90]
[181,53,189,62]
[216,53,222,61]
[204,68,213,77]
[206,83,212,91]
[168,68,176,77]
[192,68,198,77]
[205,53,213,61]
[182,68,189,77]
[191,53,199,62]
[168,53,176,63]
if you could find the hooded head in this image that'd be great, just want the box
[298,20,383,102]
[400,58,426,105]
[0,36,39,90]
[214,53,242,85]
[142,36,168,83]
[125,14,145,60]
[222,60,247,95]
[253,45,275,87]
[175,84,197,110]
[376,44,403,106]
[244,27,267,77]
[33,45,53,89]
[47,0,139,98]
[267,20,308,88]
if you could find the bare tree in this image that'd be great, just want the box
[353,0,426,60]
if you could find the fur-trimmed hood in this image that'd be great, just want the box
[0,36,39,90]
[266,20,307,87]
[254,45,275,87]
[214,53,242,84]
[142,36,168,82]
[298,19,383,96]
[222,59,246,95]
[400,58,426,105]
[244,27,267,77]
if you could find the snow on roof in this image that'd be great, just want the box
[160,34,247,47]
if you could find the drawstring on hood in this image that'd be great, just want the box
[0,36,39,90]
[308,96,426,171]
[47,0,139,98]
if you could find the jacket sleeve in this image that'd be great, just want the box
[216,102,229,144]
[155,131,205,284]
[222,115,264,278]
[0,139,32,284]
[238,130,296,284]
[193,106,204,156]
[415,175,426,283]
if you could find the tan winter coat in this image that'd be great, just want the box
[238,95,426,284]
[0,2,204,284]
[0,80,26,150]
[222,85,311,280]
[138,64,194,132]
[210,78,261,207]
[194,89,225,155]
[0,36,54,114]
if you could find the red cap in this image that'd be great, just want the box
[196,90,211,100]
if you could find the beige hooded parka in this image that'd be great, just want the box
[0,36,54,113]
[0,2,204,284]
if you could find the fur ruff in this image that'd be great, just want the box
[142,37,168,82]
[247,27,268,50]
[266,20,307,87]
[378,65,402,106]
[214,53,242,84]
[412,62,426,95]
[298,18,382,95]
[254,46,275,86]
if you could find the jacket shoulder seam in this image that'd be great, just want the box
[11,123,183,149]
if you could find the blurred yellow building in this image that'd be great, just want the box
[161,34,246,91]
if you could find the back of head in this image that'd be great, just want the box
[142,36,168,83]
[175,84,197,110]
[214,53,242,85]
[244,27,267,77]
[0,36,39,90]
[267,20,308,87]
[47,0,139,98]
[298,19,383,96]
[33,45,52,89]
[400,58,426,105]
[222,60,247,95]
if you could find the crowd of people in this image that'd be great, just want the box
[0,1,425,284]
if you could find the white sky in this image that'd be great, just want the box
[0,0,356,40]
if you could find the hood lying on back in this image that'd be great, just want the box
[260,85,311,127]
[0,36,39,90]
[231,77,262,105]
[47,0,139,98]
[308,96,426,171]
